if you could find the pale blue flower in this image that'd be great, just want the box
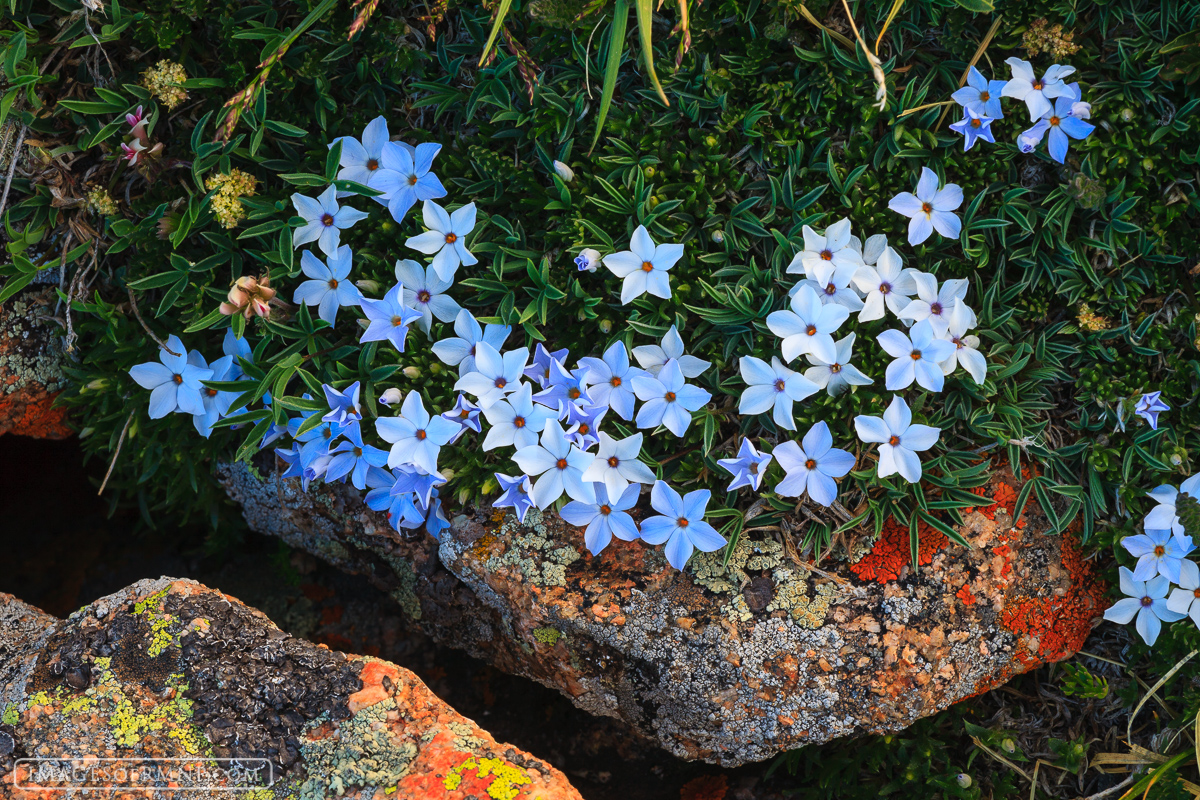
[631,325,709,378]
[524,343,570,387]
[638,481,726,571]
[394,259,461,334]
[561,483,641,556]
[766,284,849,364]
[574,248,601,272]
[949,107,996,151]
[773,421,856,506]
[513,419,596,508]
[564,403,606,451]
[361,283,423,352]
[390,463,447,509]
[425,494,451,540]
[322,381,362,426]
[1019,94,1095,163]
[951,66,1005,119]
[787,218,862,278]
[190,351,235,438]
[898,274,970,337]
[287,412,348,468]
[717,439,772,492]
[493,473,536,523]
[128,334,212,419]
[854,395,940,483]
[533,359,594,417]
[737,355,818,431]
[1104,566,1186,646]
[222,328,253,378]
[804,333,874,397]
[379,141,447,223]
[939,301,987,385]
[1167,566,1200,629]
[293,245,362,326]
[851,246,917,322]
[432,309,512,376]
[1144,474,1200,545]
[580,432,657,499]
[791,258,864,312]
[405,201,478,281]
[482,383,556,451]
[440,394,482,443]
[579,341,645,421]
[631,360,711,437]
[1135,392,1170,430]
[602,224,683,304]
[1002,58,1075,121]
[329,116,402,203]
[325,424,390,489]
[1123,528,1196,583]
[878,320,957,392]
[291,184,369,256]
[376,391,459,473]
[453,342,529,409]
[888,167,963,246]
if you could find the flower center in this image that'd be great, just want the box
[805,325,817,336]
[824,283,837,295]
[677,517,689,527]
[921,202,933,214]
[970,119,981,128]
[774,379,785,393]
[599,504,611,516]
[366,159,379,171]
[820,249,833,260]
[416,429,427,440]
[1140,595,1153,607]
[568,387,581,400]
[1194,588,1200,599]
[459,408,471,418]
[513,416,526,428]
[494,377,507,389]
[979,91,990,101]
[408,174,418,185]
[879,283,891,294]
[556,458,568,470]
[641,261,654,272]
[1049,115,1060,126]
[930,302,943,315]
[607,456,619,468]
[749,462,759,474]
[664,391,676,402]
[329,278,339,289]
[1154,545,1166,557]
[578,423,590,435]
[830,363,842,373]
[417,290,431,303]
[610,376,622,387]
[1032,80,1044,90]
[205,388,218,397]
[469,345,477,356]
[173,374,183,385]
[392,315,407,327]
[323,428,333,440]
[354,447,363,457]
[445,233,457,244]
[954,337,963,349]
[910,350,921,360]
[888,435,900,446]
[805,459,816,470]
[321,213,335,227]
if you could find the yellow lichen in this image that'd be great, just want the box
[134,587,178,657]
[141,60,189,109]
[533,627,561,645]
[442,756,531,800]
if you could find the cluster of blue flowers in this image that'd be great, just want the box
[948,59,1094,163]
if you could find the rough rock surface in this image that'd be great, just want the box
[218,461,1108,766]
[0,287,70,439]
[0,577,583,799]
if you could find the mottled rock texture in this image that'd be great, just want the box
[218,461,1108,766]
[0,577,583,799]
[0,287,70,439]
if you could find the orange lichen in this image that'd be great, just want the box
[956,585,976,605]
[0,388,71,439]
[849,517,948,584]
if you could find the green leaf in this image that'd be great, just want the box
[0,271,34,304]
[477,0,516,66]
[633,0,668,107]
[588,0,630,155]
[952,0,994,11]
[325,139,342,182]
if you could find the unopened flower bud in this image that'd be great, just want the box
[79,427,94,438]
[552,160,574,182]
[429,362,443,375]
[379,388,403,405]
[1001,738,1016,754]
[439,468,455,481]
[1120,107,1135,122]
[598,319,613,334]
[355,279,381,295]
[955,774,972,789]
[457,488,473,505]
[711,230,725,244]
[402,366,421,379]
[86,379,108,391]
[574,248,601,273]
[480,477,497,496]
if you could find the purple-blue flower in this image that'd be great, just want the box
[578,341,645,421]
[323,381,362,426]
[432,309,512,376]
[717,439,772,492]
[524,343,570,387]
[293,245,362,326]
[564,403,607,451]
[494,473,536,523]
[951,66,1005,119]
[188,351,235,438]
[365,467,426,532]
[533,359,594,417]
[1135,392,1170,430]
[425,493,450,540]
[949,107,996,152]
[329,116,403,204]
[291,184,369,256]
[440,394,482,443]
[561,483,641,556]
[379,142,448,224]
[287,411,348,468]
[360,284,423,352]
[453,342,529,409]
[390,463,447,508]
[773,421,856,506]
[325,424,390,489]
[1019,94,1095,163]
[638,481,727,570]
[631,360,712,437]
[128,334,213,419]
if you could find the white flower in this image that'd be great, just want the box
[738,356,819,430]
[877,320,957,393]
[328,116,401,203]
[481,383,556,451]
[854,395,940,483]
[394,259,461,334]
[513,419,597,508]
[452,342,529,409]
[939,301,987,384]
[1104,566,1186,646]
[1166,564,1200,629]
[766,284,849,364]
[291,185,370,256]
[773,421,856,506]
[887,167,963,246]
[787,218,863,277]
[375,391,460,474]
[580,431,658,500]
[898,273,969,337]
[602,225,683,304]
[849,233,889,266]
[1144,474,1200,544]
[1001,58,1076,121]
[631,325,710,378]
[791,259,864,312]
[851,246,917,322]
[804,333,873,396]
[405,200,479,281]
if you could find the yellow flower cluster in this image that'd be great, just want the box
[141,60,189,110]
[1022,18,1081,60]
[1077,304,1110,332]
[87,186,117,216]
[206,169,257,229]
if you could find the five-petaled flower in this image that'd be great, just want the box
[329,116,403,203]
[394,259,462,334]
[360,282,424,352]
[291,185,369,256]
[1002,58,1076,121]
[322,381,363,426]
[561,483,642,556]
[631,360,712,437]
[737,355,819,430]
[376,391,459,474]
[379,141,447,223]
[432,309,512,376]
[405,200,479,281]
[482,382,555,451]
[581,432,658,499]
[888,167,963,246]
[579,341,646,421]
[1122,527,1195,583]
[129,334,213,419]
[1019,93,1095,163]
[898,273,969,337]
[513,419,597,508]
[453,342,529,409]
[767,284,849,364]
[878,320,957,393]
[293,245,363,326]
[951,66,1006,119]
[938,301,987,385]
[325,424,390,490]
[717,439,773,492]
[804,333,873,397]
[1104,566,1185,646]
[602,225,684,304]
[1134,391,1170,431]
[949,107,997,152]
[851,245,917,322]
[788,218,863,278]
[638,481,726,571]
[773,421,856,507]
[631,325,710,378]
[854,395,940,483]
[493,473,536,524]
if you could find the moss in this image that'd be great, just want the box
[442,756,532,800]
[298,698,417,798]
[2,703,18,724]
[533,626,562,645]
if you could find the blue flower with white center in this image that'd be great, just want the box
[390,463,447,509]
[360,283,424,353]
[322,381,362,426]
[365,467,426,532]
[1002,59,1076,121]
[513,419,597,508]
[394,259,461,335]
[405,201,479,281]
[804,333,874,397]
[493,473,536,523]
[1104,566,1186,646]
[291,185,369,256]
[574,248,601,273]
[887,167,963,246]
[578,342,645,422]
[534,359,594,417]
[878,320,957,393]
[128,335,213,419]
[328,116,402,204]
[631,325,710,379]
[432,309,512,376]
[1145,475,1200,546]
[561,483,641,556]
[324,424,390,489]
[482,383,556,451]
[773,421,856,507]
[453,342,529,409]
[854,395,940,483]
[376,391,459,474]
[737,355,819,431]
[1122,528,1196,583]
[564,403,607,451]
[949,107,996,152]
[379,141,447,223]
[638,481,726,571]
[631,360,712,438]
[293,246,362,327]
[580,432,658,499]
[951,66,1005,119]
[1135,392,1170,430]
[524,343,570,387]
[766,284,850,365]
[190,351,235,438]
[717,439,773,492]
[440,394,482,443]
[1019,94,1095,163]
[602,224,683,304]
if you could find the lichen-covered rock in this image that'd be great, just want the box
[0,288,70,439]
[0,577,583,799]
[218,462,1107,766]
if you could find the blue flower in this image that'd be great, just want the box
[329,116,403,204]
[493,473,536,523]
[379,141,447,224]
[717,439,773,492]
[440,394,482,443]
[878,320,957,393]
[638,481,726,570]
[1019,94,1095,163]
[365,467,426,532]
[737,355,818,431]
[773,421,856,506]
[513,419,596,508]
[574,248,601,273]
[394,259,461,335]
[390,463,447,508]
[293,245,362,326]
[288,412,348,468]
[533,359,594,417]
[1144,474,1200,545]
[1002,59,1076,121]
[128,334,213,419]
[524,343,570,387]
[631,325,710,379]
[564,403,607,451]
[887,167,963,246]
[276,443,304,481]
[578,341,645,421]
[560,483,641,555]
[432,309,512,376]
[481,382,555,451]
[453,342,529,409]
[854,396,940,483]
[1122,528,1195,583]
[291,185,369,256]
[189,351,236,438]
[258,420,288,450]
[1104,566,1186,646]
[949,107,996,152]
[766,285,849,365]
[405,201,478,281]
[323,381,362,426]
[951,66,1005,119]
[376,391,459,474]
[425,494,451,540]
[1135,391,1170,430]
[631,360,711,437]
[361,284,423,353]
[325,424,390,489]
[580,432,658,499]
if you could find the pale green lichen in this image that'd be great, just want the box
[133,587,178,657]
[381,552,422,620]
[766,570,835,628]
[484,509,580,587]
[533,627,561,645]
[298,698,417,799]
[2,703,18,724]
[0,297,67,395]
[690,536,784,594]
[690,538,831,627]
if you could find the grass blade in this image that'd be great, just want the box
[634,0,668,106]
[588,0,630,155]
[477,0,516,67]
